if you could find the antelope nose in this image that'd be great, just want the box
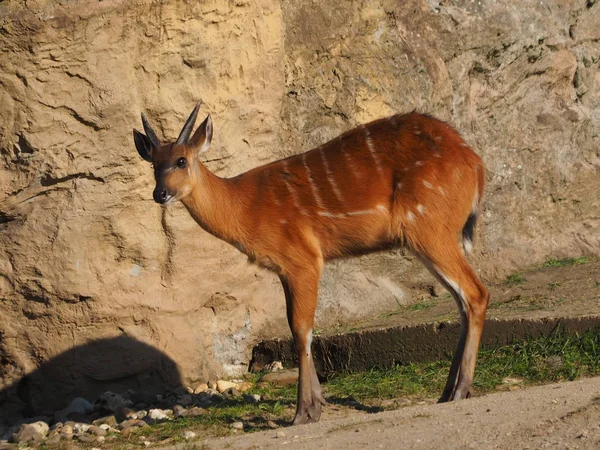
[153,187,168,204]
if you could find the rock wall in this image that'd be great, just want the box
[0,0,598,419]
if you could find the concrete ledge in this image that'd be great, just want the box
[250,316,600,374]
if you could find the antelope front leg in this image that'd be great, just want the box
[280,271,325,425]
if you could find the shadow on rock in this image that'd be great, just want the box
[0,335,183,434]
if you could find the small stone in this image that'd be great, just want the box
[186,407,207,417]
[237,381,253,393]
[62,424,74,435]
[193,383,209,394]
[96,436,106,443]
[216,380,238,393]
[135,410,148,419]
[87,425,107,436]
[12,421,50,444]
[207,381,217,389]
[76,434,97,443]
[143,441,151,446]
[230,421,244,430]
[183,431,197,440]
[173,404,187,418]
[501,377,524,385]
[93,415,117,427]
[266,361,284,372]
[243,393,261,404]
[261,369,299,386]
[54,397,94,422]
[119,419,148,430]
[96,391,133,413]
[47,434,62,444]
[73,422,90,433]
[275,431,286,438]
[267,420,278,429]
[185,386,194,394]
[223,387,241,398]
[59,432,73,441]
[148,409,170,422]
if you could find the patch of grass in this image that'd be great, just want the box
[408,301,434,311]
[542,256,588,268]
[504,273,527,285]
[547,282,561,290]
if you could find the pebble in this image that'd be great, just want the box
[73,422,90,433]
[260,369,299,386]
[87,425,107,436]
[230,421,244,430]
[96,391,132,413]
[223,387,241,398]
[62,424,74,435]
[119,419,148,430]
[93,415,118,427]
[217,380,238,393]
[207,381,217,389]
[275,431,286,438]
[266,361,284,372]
[194,383,209,394]
[12,421,49,444]
[173,404,187,418]
[243,393,261,404]
[186,407,207,417]
[237,381,253,393]
[148,409,170,422]
[54,397,94,422]
[183,431,197,440]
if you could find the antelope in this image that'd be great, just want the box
[133,102,489,425]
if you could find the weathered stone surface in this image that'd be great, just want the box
[11,421,49,444]
[260,369,299,386]
[0,0,598,424]
[216,380,238,393]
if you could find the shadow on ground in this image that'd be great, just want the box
[0,336,183,433]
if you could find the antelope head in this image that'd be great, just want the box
[133,102,213,205]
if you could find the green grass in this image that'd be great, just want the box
[542,256,589,268]
[408,301,434,312]
[504,273,527,285]
[93,328,600,446]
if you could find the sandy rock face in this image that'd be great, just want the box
[0,0,599,423]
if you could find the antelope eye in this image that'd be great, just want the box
[176,157,187,168]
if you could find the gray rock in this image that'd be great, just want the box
[183,431,197,440]
[96,392,132,413]
[261,368,299,386]
[118,419,148,430]
[87,425,107,437]
[11,421,49,444]
[243,393,261,404]
[54,397,94,422]
[230,421,244,430]
[173,405,187,418]
[92,415,117,427]
[148,409,170,422]
[186,407,207,417]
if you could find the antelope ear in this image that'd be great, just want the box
[133,129,154,162]
[188,114,212,155]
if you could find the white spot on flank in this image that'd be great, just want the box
[434,152,442,158]
[364,126,384,176]
[319,148,344,202]
[417,204,425,215]
[438,186,446,196]
[423,180,433,189]
[280,220,287,224]
[415,161,423,166]
[406,211,416,222]
[282,160,309,216]
[376,204,388,213]
[302,153,326,210]
[396,182,403,190]
[435,136,442,142]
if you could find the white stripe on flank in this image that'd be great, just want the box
[423,180,433,189]
[417,204,425,215]
[319,148,344,203]
[318,207,386,219]
[415,160,423,166]
[437,186,446,196]
[363,126,384,176]
[282,160,309,216]
[302,153,326,210]
[339,137,362,181]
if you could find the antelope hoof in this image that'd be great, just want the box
[438,387,471,403]
[292,400,322,425]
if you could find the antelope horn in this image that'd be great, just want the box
[176,101,201,146]
[141,113,161,149]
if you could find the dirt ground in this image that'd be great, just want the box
[189,376,600,450]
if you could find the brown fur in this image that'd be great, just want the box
[134,109,490,425]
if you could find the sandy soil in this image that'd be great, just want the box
[191,377,600,450]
